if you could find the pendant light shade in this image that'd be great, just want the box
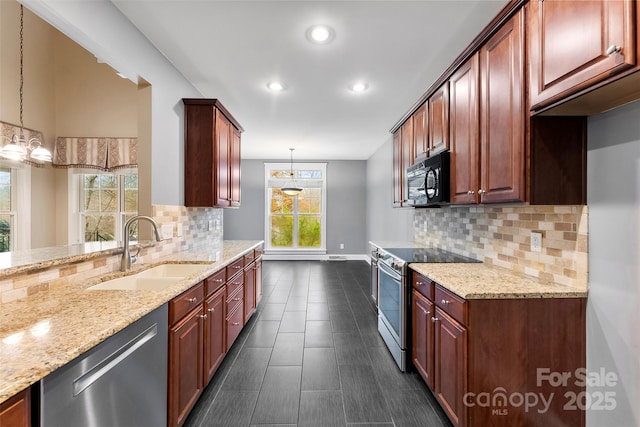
[281,148,302,196]
[0,5,52,163]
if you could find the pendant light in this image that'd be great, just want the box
[281,148,302,196]
[0,5,52,163]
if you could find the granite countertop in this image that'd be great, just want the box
[369,240,587,299]
[0,240,262,404]
[409,263,588,299]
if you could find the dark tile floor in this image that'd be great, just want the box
[184,260,452,427]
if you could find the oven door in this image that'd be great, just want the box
[377,260,406,348]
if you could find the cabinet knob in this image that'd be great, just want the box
[208,308,215,313]
[416,281,424,286]
[478,189,486,195]
[232,322,241,326]
[441,299,450,305]
[233,265,242,269]
[187,297,197,303]
[232,297,240,301]
[215,279,223,283]
[200,314,207,319]
[423,310,430,315]
[467,190,474,195]
[431,317,439,323]
[606,45,622,55]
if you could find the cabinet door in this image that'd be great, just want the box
[254,258,262,305]
[169,306,204,427]
[434,308,467,427]
[428,84,449,155]
[244,263,256,322]
[479,9,525,203]
[400,119,414,200]
[392,130,403,207]
[412,103,428,161]
[412,290,434,390]
[449,55,479,204]
[230,126,241,207]
[0,388,30,427]
[215,110,231,207]
[529,0,636,110]
[204,286,226,384]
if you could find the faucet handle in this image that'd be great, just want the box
[131,245,141,265]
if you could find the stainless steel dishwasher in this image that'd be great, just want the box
[40,304,168,427]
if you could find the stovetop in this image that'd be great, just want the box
[382,247,480,264]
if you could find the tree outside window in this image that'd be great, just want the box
[0,168,12,252]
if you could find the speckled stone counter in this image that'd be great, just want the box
[410,263,588,299]
[0,240,262,404]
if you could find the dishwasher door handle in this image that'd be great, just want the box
[73,323,158,396]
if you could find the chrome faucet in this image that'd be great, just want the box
[121,215,164,271]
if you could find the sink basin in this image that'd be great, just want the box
[87,263,212,291]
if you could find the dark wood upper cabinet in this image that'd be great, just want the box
[183,99,243,208]
[392,119,414,208]
[449,55,480,205]
[428,85,449,155]
[392,130,403,208]
[528,0,637,111]
[479,7,525,203]
[412,103,428,161]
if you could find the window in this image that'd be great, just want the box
[265,163,326,253]
[79,173,138,242]
[0,168,15,252]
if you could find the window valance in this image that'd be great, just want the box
[53,137,137,171]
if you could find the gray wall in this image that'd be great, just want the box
[365,135,414,244]
[224,159,367,255]
[586,100,640,427]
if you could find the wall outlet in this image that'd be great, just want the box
[208,220,213,231]
[161,224,173,239]
[530,231,543,252]
[176,223,183,237]
[214,219,221,230]
[339,243,345,249]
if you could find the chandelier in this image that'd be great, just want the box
[0,5,52,163]
[281,148,302,196]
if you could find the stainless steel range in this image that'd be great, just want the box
[376,246,479,371]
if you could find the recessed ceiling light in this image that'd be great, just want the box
[267,81,286,92]
[349,82,368,93]
[306,25,335,44]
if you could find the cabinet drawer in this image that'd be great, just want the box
[169,282,204,325]
[226,257,245,278]
[226,285,243,314]
[243,250,255,265]
[226,271,244,297]
[412,271,434,300]
[205,269,226,297]
[435,285,467,326]
[226,303,244,350]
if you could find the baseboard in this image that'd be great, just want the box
[262,253,369,262]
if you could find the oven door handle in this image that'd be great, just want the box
[378,260,402,281]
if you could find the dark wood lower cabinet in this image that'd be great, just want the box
[168,305,204,427]
[0,388,30,427]
[204,286,226,384]
[434,307,467,427]
[411,272,586,427]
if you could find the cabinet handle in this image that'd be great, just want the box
[423,310,430,315]
[416,281,424,286]
[187,297,197,303]
[233,265,242,269]
[208,308,215,313]
[200,314,208,319]
[232,297,240,301]
[441,299,450,305]
[477,189,486,195]
[606,45,621,55]
[467,190,475,195]
[431,317,439,323]
[232,322,241,326]
[214,279,223,283]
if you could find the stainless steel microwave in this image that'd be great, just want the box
[406,151,450,207]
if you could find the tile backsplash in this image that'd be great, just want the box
[0,205,223,303]
[414,205,588,289]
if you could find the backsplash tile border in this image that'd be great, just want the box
[413,205,588,289]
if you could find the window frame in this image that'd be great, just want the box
[264,162,327,254]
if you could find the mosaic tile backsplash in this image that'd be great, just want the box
[413,205,588,289]
[0,205,223,303]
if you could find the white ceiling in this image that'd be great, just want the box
[112,0,508,160]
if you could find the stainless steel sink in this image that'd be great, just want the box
[87,263,212,291]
